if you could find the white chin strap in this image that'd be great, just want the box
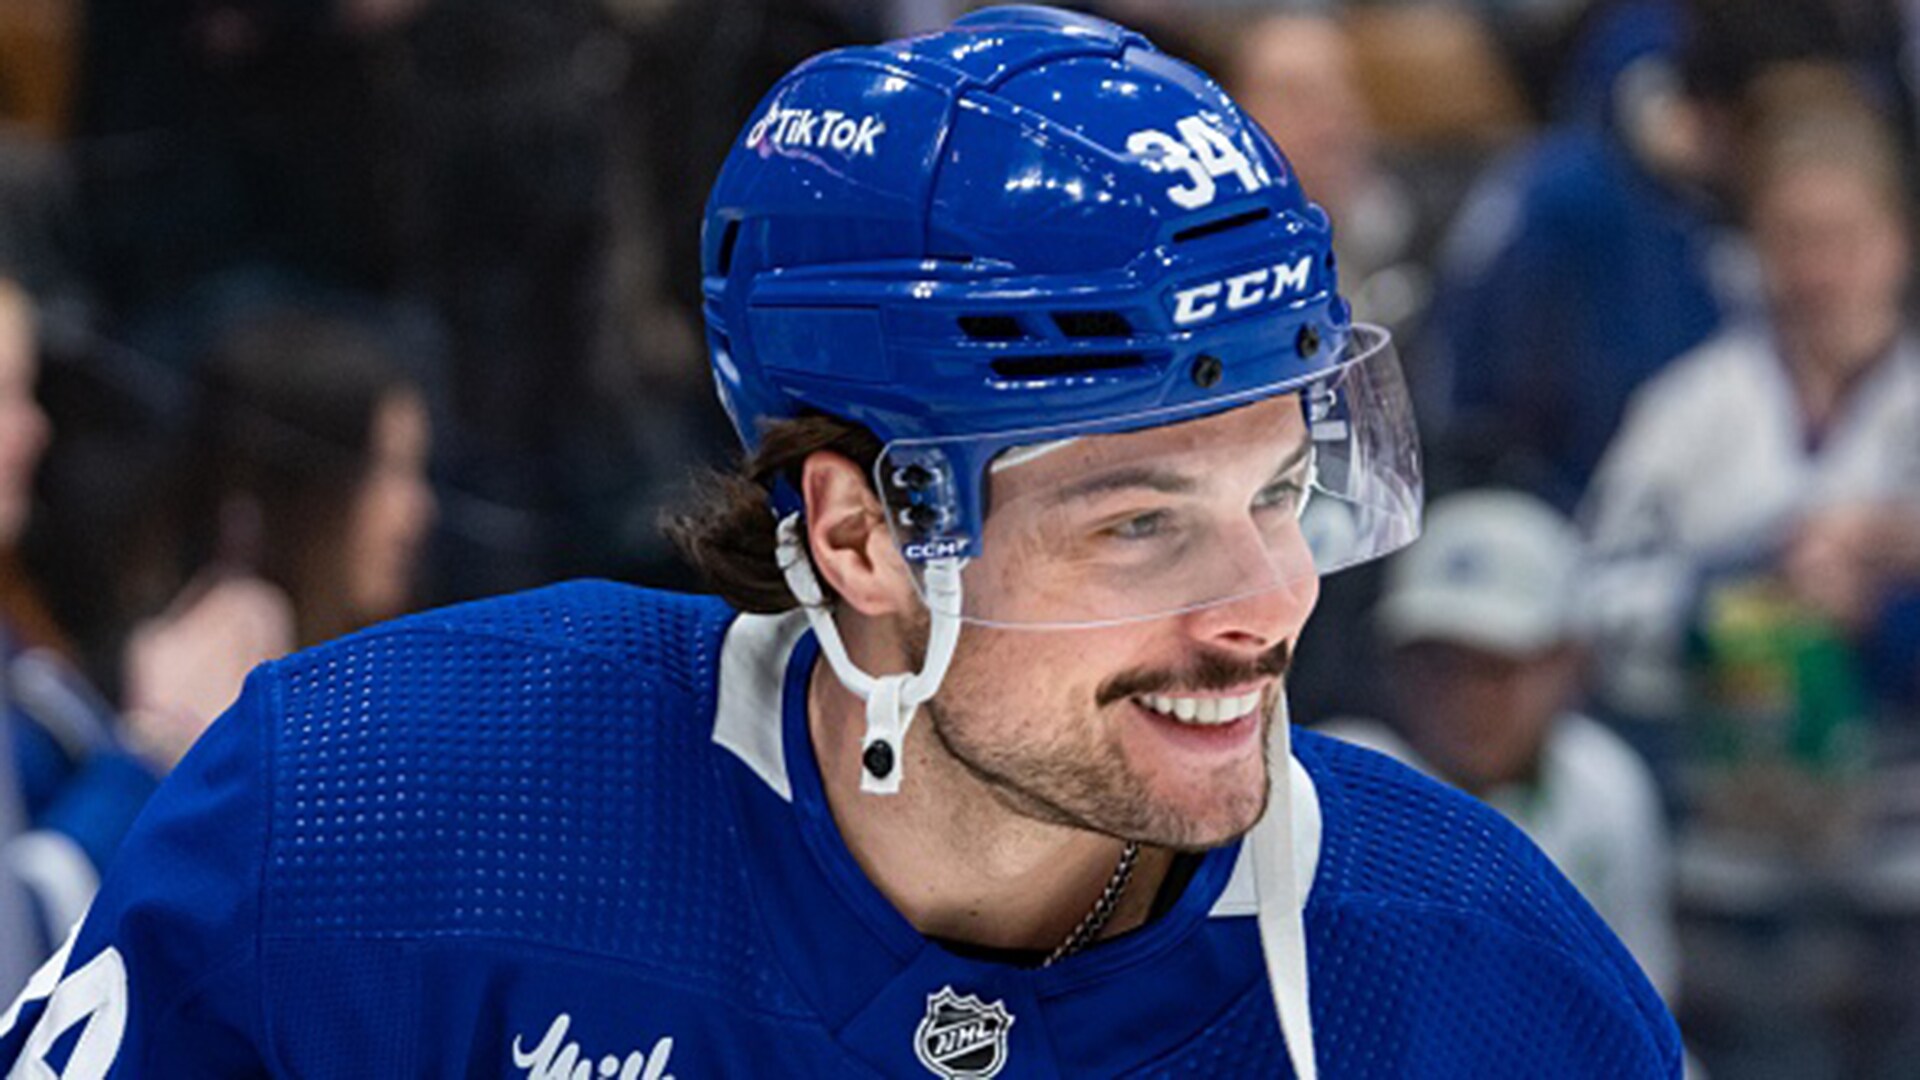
[775,512,1315,1075]
[775,512,963,795]
[1253,698,1317,1080]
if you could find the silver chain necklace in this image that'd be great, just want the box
[1041,840,1142,967]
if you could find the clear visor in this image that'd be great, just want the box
[878,323,1422,628]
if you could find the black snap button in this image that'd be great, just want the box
[863,740,896,779]
[1191,354,1223,388]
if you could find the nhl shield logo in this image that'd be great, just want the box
[913,986,1015,1079]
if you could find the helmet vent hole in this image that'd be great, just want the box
[716,219,742,275]
[959,314,1028,341]
[990,352,1144,379]
[1173,207,1271,244]
[1052,311,1133,338]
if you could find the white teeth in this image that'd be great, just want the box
[1135,691,1263,726]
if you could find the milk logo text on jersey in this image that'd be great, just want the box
[914,987,1014,1079]
[747,105,886,157]
[512,1013,675,1080]
[1171,256,1315,326]
[1127,114,1268,210]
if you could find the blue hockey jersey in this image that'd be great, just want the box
[1,582,1680,1076]
[1,622,157,1000]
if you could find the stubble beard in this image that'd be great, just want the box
[921,641,1292,852]
[926,699,1274,851]
[888,598,1292,849]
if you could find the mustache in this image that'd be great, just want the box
[1095,641,1292,707]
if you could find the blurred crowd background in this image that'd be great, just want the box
[1,0,1917,1076]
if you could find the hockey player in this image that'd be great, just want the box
[2,7,1680,1076]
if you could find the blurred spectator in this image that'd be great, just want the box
[52,0,873,615]
[197,309,436,646]
[0,278,156,998]
[49,0,440,656]
[10,0,876,690]
[1581,71,1920,727]
[0,284,46,565]
[1320,489,1679,999]
[1224,11,1426,332]
[122,307,434,769]
[1426,0,1740,508]
[1340,3,1533,146]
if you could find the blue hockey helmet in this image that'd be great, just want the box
[707,18,1380,1068]
[702,5,1421,628]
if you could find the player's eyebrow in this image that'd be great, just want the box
[1048,466,1197,504]
[1260,440,1315,486]
[1048,437,1312,505]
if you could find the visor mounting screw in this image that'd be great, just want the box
[1296,325,1321,359]
[1191,354,1223,388]
[898,464,934,490]
[863,740,895,780]
[904,504,940,532]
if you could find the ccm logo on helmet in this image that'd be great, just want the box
[904,537,972,561]
[1171,256,1315,326]
[747,105,887,157]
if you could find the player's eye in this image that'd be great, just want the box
[1253,478,1310,520]
[1100,509,1172,541]
[1253,454,1318,521]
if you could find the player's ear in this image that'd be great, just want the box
[800,450,918,617]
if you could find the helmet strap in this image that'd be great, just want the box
[775,518,1317,1073]
[775,513,964,795]
[1252,698,1318,1080]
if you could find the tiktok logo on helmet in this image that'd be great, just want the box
[745,105,888,158]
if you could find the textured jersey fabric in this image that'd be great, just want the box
[1318,714,1678,999]
[1,581,1680,1076]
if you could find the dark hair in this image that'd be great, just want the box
[1681,0,1846,105]
[665,414,881,613]
[188,307,416,641]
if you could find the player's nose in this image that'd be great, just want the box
[1178,565,1318,657]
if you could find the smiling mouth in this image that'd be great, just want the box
[1096,642,1293,712]
[1131,689,1265,726]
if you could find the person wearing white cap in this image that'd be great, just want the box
[1322,489,1680,1000]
